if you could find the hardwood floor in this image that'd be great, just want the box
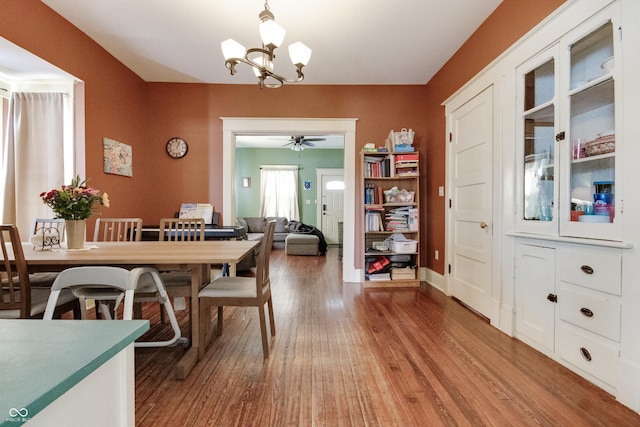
[134,248,640,426]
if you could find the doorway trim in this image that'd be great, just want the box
[221,117,359,282]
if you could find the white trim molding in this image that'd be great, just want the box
[221,117,359,283]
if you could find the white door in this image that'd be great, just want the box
[317,169,344,245]
[448,86,494,318]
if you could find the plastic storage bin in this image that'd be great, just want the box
[390,240,417,253]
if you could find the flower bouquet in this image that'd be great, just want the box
[40,176,109,249]
[40,175,109,220]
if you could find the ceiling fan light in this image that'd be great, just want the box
[259,19,286,48]
[291,144,304,151]
[289,42,311,66]
[221,39,246,60]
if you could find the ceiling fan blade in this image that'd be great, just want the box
[302,141,316,147]
[301,137,326,142]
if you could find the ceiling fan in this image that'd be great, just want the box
[281,135,326,150]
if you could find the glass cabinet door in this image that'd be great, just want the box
[561,18,621,241]
[516,47,559,235]
[516,5,622,242]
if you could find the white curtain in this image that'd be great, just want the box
[1,92,65,239]
[259,165,300,220]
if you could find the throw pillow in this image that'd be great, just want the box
[244,217,266,233]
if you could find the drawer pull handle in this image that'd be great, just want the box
[580,347,592,362]
[580,265,594,275]
[580,307,594,317]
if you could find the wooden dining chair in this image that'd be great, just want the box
[93,217,143,242]
[198,220,276,358]
[89,217,143,318]
[157,217,206,323]
[0,224,80,319]
[159,217,205,242]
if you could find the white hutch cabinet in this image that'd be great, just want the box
[446,0,640,413]
[510,0,638,407]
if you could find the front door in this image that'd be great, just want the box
[317,169,344,245]
[448,86,494,319]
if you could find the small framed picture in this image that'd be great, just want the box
[304,180,311,190]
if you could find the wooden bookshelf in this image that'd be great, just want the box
[362,151,420,287]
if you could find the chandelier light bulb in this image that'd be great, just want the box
[221,39,246,60]
[259,19,286,48]
[289,42,312,66]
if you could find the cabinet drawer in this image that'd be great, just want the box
[557,285,621,341]
[557,249,621,295]
[557,323,619,387]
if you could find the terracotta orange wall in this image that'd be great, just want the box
[2,0,149,238]
[5,0,565,273]
[143,83,428,226]
[423,0,566,274]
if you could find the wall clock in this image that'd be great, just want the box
[166,137,188,159]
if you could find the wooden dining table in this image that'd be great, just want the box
[21,239,259,379]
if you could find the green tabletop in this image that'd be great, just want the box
[0,319,149,426]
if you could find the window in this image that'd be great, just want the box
[259,165,300,220]
[326,180,345,190]
[0,80,76,237]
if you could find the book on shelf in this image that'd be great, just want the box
[364,154,397,177]
[395,161,419,168]
[364,184,384,204]
[408,208,419,231]
[365,210,384,232]
[394,153,418,162]
[384,206,413,232]
[394,153,419,176]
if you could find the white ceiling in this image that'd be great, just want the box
[3,0,503,148]
[35,0,503,86]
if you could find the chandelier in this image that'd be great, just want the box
[221,1,312,89]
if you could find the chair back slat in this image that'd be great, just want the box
[94,218,143,242]
[0,225,31,317]
[159,218,206,242]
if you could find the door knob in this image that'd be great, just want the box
[480,222,488,229]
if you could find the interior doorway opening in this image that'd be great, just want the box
[221,118,359,283]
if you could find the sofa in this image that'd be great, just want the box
[236,216,290,249]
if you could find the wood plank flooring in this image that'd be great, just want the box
[133,247,640,426]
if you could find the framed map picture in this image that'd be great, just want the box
[103,138,133,177]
